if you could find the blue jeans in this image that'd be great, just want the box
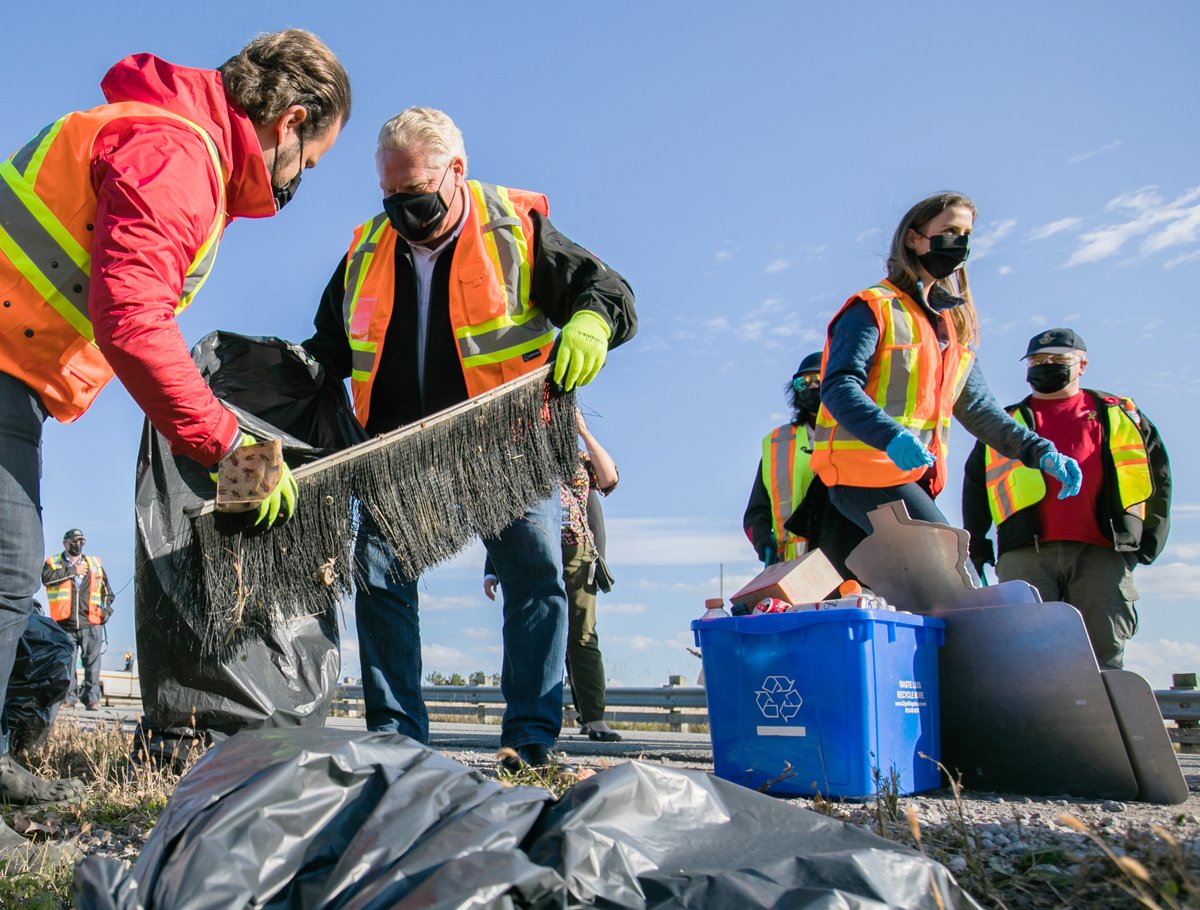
[355,494,567,749]
[0,372,48,754]
[66,624,104,706]
[829,482,948,534]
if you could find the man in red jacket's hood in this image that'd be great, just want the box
[0,29,350,863]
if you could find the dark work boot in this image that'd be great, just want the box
[0,754,85,806]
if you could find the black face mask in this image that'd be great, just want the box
[383,164,453,243]
[1026,363,1073,394]
[796,388,821,415]
[917,232,970,280]
[271,133,304,212]
[65,541,82,557]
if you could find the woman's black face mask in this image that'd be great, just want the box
[383,163,453,242]
[917,232,970,280]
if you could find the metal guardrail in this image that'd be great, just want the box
[326,682,1198,746]
[331,684,709,732]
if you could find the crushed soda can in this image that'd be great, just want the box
[753,596,791,614]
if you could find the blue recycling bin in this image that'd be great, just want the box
[691,609,945,798]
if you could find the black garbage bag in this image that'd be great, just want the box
[74,728,980,909]
[2,612,74,755]
[133,332,366,767]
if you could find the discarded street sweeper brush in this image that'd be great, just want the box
[173,365,577,656]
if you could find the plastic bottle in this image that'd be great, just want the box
[700,597,730,620]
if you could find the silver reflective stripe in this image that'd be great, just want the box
[0,173,90,321]
[476,184,524,314]
[458,311,554,359]
[181,237,218,299]
[11,122,55,178]
[882,299,916,417]
[351,349,375,374]
[343,214,389,328]
[770,427,795,515]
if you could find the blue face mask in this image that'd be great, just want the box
[383,163,453,242]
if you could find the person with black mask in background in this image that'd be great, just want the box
[962,329,1171,668]
[743,353,865,579]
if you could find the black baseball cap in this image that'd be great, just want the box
[63,528,85,541]
[794,351,823,376]
[1022,328,1087,359]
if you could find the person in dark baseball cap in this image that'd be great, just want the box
[1022,328,1087,360]
[963,325,1172,669]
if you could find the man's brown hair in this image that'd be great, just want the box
[219,29,351,139]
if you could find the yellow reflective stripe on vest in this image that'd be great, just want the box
[1108,403,1152,515]
[761,425,811,552]
[455,181,554,367]
[0,114,224,338]
[984,409,1046,525]
[342,215,390,381]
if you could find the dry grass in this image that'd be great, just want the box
[0,721,203,908]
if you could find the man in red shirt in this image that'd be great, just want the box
[0,30,350,856]
[962,329,1171,669]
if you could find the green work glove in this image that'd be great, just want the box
[553,310,612,391]
[211,433,299,528]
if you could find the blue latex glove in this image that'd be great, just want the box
[1040,451,1083,499]
[885,433,936,471]
[762,545,777,567]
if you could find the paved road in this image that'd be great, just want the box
[64,703,717,770]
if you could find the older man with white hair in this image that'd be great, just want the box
[963,328,1171,668]
[303,107,636,771]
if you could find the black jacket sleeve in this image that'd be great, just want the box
[42,557,73,587]
[961,438,996,568]
[743,463,774,561]
[1136,408,1171,565]
[301,256,353,379]
[529,212,637,349]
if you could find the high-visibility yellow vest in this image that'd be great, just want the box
[761,423,813,560]
[44,554,107,624]
[810,281,974,497]
[984,398,1153,525]
[341,181,556,425]
[0,102,227,422]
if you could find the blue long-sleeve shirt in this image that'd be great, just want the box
[820,289,1052,468]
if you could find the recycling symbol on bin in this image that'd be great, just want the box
[755,675,802,721]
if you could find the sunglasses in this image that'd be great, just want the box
[792,375,820,391]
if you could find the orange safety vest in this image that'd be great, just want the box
[341,181,557,425]
[44,554,107,625]
[0,102,226,423]
[810,280,975,497]
[761,423,813,560]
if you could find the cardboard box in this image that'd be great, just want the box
[730,549,843,608]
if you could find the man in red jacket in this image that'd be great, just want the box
[0,30,350,857]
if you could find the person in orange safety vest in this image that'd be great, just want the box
[42,529,113,710]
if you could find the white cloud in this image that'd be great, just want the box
[600,602,647,615]
[422,643,469,665]
[997,265,1012,276]
[970,218,1017,261]
[702,316,730,331]
[855,227,882,243]
[607,518,753,566]
[608,634,668,652]
[1170,503,1200,516]
[1165,250,1200,269]
[1029,315,1047,328]
[1068,140,1123,164]
[765,257,791,274]
[421,593,483,612]
[714,244,736,262]
[1124,638,1200,690]
[758,295,786,311]
[1066,186,1200,267]
[1026,217,1082,241]
[461,627,494,640]
[737,319,768,342]
[1133,560,1200,599]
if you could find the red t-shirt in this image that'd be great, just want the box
[1029,392,1111,548]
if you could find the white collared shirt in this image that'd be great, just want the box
[408,188,470,399]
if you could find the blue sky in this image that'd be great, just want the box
[10,3,1198,691]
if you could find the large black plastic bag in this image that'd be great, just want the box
[2,612,74,755]
[132,332,366,766]
[75,727,979,909]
